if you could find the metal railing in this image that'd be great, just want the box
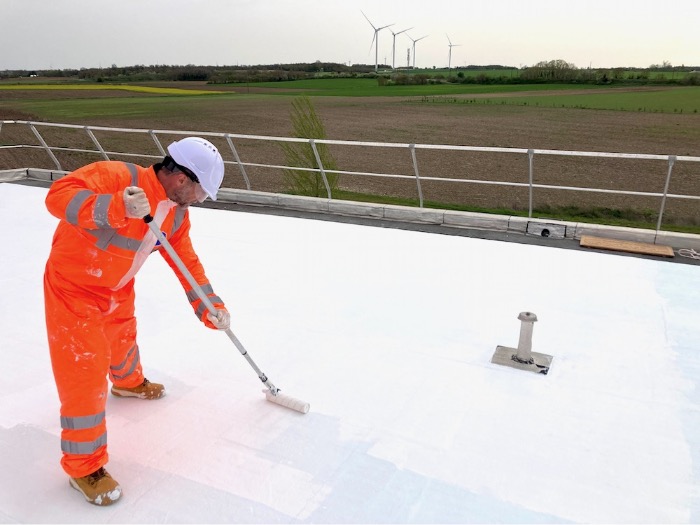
[2,119,700,233]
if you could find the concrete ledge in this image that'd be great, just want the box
[443,210,509,231]
[0,169,28,182]
[574,223,657,244]
[507,216,530,234]
[8,179,700,254]
[384,204,444,224]
[328,199,385,218]
[217,188,280,207]
[26,168,66,181]
[212,189,700,252]
[278,194,330,213]
[656,230,700,251]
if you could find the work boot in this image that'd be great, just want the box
[111,378,165,399]
[69,467,122,506]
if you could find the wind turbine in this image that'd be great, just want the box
[407,33,428,69]
[446,34,461,73]
[390,27,413,70]
[361,11,394,73]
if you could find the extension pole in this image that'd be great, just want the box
[143,215,309,413]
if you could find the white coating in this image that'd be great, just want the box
[0,183,698,523]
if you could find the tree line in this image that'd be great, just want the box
[2,60,699,86]
[0,62,376,82]
[384,60,700,86]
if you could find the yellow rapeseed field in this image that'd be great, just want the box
[0,84,225,95]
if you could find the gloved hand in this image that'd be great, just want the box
[206,309,231,331]
[123,186,150,219]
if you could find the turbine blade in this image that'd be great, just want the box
[361,10,376,30]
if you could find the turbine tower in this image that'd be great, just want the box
[390,27,413,70]
[407,33,428,69]
[446,34,461,73]
[361,11,394,73]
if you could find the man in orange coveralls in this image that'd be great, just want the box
[44,137,231,506]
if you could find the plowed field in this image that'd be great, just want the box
[2,85,699,226]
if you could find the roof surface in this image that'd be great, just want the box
[1,182,698,523]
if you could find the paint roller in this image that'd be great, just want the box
[144,215,310,414]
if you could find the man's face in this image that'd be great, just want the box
[166,172,208,206]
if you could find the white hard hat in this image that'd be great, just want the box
[167,137,225,201]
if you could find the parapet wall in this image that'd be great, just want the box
[5,168,700,253]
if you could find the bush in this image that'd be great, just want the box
[281,97,339,198]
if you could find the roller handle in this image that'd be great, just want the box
[141,214,282,396]
[143,214,218,317]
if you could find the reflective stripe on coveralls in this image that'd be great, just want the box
[186,284,223,320]
[109,344,141,380]
[60,410,108,454]
[61,434,108,455]
[60,412,108,455]
[66,191,114,228]
[60,411,105,430]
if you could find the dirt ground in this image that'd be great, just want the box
[2,89,700,225]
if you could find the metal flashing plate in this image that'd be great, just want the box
[491,345,553,375]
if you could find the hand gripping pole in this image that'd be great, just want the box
[144,215,309,414]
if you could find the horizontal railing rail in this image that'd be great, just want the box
[2,119,699,233]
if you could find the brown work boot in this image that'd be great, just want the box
[69,467,122,506]
[111,378,165,399]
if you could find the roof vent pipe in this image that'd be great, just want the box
[491,311,553,375]
[513,311,537,364]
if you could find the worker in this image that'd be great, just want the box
[44,137,231,506]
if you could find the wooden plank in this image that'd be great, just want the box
[580,235,674,257]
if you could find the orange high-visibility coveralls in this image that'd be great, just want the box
[44,161,225,478]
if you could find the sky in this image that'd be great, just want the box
[1,181,699,522]
[1,0,699,71]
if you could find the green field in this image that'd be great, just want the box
[2,78,700,115]
[3,94,239,120]
[424,87,700,113]
[240,78,598,97]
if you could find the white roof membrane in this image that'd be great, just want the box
[0,182,698,523]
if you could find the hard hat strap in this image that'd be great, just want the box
[163,155,200,184]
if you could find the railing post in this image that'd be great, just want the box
[149,130,166,156]
[409,144,424,208]
[309,139,332,199]
[225,134,251,190]
[656,155,676,233]
[29,122,62,171]
[84,126,110,161]
[527,149,535,218]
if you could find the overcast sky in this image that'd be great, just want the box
[2,0,698,71]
